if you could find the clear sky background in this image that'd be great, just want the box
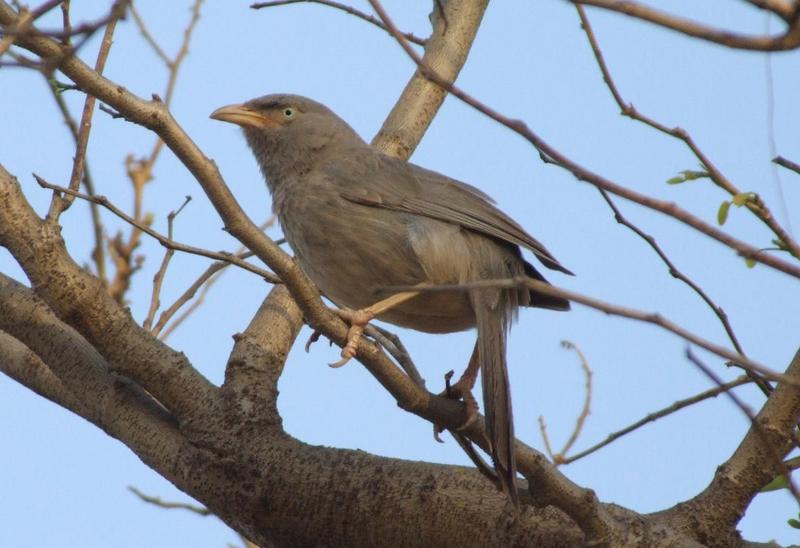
[2,1,799,546]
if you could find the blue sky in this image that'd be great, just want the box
[1,1,799,545]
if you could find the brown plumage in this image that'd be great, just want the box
[211,94,572,506]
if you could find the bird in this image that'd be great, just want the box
[211,94,572,506]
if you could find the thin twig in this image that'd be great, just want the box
[153,218,275,339]
[774,155,800,176]
[686,349,800,503]
[59,0,71,45]
[143,196,191,331]
[597,189,772,396]
[104,0,203,303]
[128,486,212,516]
[43,71,106,282]
[250,0,427,46]
[155,257,234,340]
[558,341,592,461]
[368,0,800,279]
[575,4,800,261]
[539,341,593,465]
[3,1,129,41]
[50,0,124,218]
[561,375,751,464]
[129,1,170,65]
[380,277,796,387]
[33,175,281,283]
[136,0,203,166]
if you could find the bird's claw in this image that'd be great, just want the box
[305,330,322,352]
[328,308,372,368]
[432,369,480,440]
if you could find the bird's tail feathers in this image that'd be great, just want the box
[471,289,518,507]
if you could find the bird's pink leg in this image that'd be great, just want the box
[328,289,421,368]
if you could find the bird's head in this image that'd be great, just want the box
[211,94,364,183]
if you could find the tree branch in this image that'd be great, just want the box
[366,0,800,279]
[0,164,218,423]
[665,347,800,540]
[250,0,427,46]
[570,0,800,51]
[370,0,489,159]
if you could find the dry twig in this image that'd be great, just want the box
[143,196,192,331]
[381,277,795,388]
[250,0,427,45]
[561,375,751,464]
[539,341,593,465]
[575,4,800,262]
[34,175,280,283]
[368,0,800,279]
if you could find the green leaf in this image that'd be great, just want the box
[745,257,757,268]
[732,192,754,207]
[788,518,800,529]
[666,169,709,184]
[761,475,788,492]
[717,201,731,225]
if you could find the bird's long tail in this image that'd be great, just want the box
[471,289,518,507]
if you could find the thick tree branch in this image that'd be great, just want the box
[222,285,303,426]
[0,164,218,423]
[665,347,800,541]
[0,3,625,537]
[0,276,186,472]
[370,0,489,159]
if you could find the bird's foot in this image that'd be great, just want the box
[433,369,480,442]
[329,307,373,368]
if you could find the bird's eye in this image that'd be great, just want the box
[283,108,295,119]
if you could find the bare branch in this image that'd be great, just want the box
[575,5,800,262]
[129,1,171,65]
[774,155,800,176]
[251,0,427,46]
[50,1,124,218]
[562,376,751,464]
[128,486,212,516]
[369,0,489,159]
[369,1,800,278]
[42,71,107,282]
[687,349,799,507]
[33,175,281,284]
[598,189,772,396]
[143,196,192,331]
[381,277,794,388]
[0,275,186,463]
[154,218,276,339]
[555,341,592,462]
[0,164,218,422]
[570,0,800,51]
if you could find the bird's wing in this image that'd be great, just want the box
[331,152,573,275]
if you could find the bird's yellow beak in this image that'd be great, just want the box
[210,104,277,129]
